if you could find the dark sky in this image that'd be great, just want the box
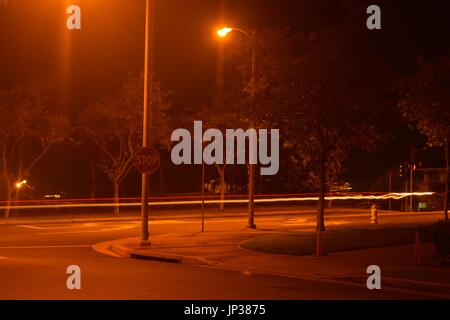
[0,0,449,195]
[1,0,448,115]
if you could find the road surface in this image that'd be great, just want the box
[0,208,441,299]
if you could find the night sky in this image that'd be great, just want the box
[0,0,449,196]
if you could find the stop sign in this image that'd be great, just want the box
[134,147,161,174]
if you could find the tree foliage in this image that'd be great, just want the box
[0,79,69,218]
[398,57,450,220]
[78,73,171,215]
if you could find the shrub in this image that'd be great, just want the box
[431,221,450,265]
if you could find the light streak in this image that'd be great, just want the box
[0,192,434,211]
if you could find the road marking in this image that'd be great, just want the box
[18,225,45,229]
[0,245,91,249]
[38,230,108,235]
[284,221,349,226]
[19,225,89,230]
[37,226,139,235]
[101,226,136,232]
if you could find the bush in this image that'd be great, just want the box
[431,221,450,265]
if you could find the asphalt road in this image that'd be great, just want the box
[0,208,442,300]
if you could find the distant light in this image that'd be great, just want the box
[16,180,27,189]
[217,27,233,38]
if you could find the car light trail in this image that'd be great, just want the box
[0,192,434,210]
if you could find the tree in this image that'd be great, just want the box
[0,79,69,218]
[240,23,386,231]
[197,107,238,211]
[398,57,450,221]
[78,73,171,215]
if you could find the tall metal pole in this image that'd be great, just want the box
[201,161,206,233]
[388,171,392,211]
[247,29,256,229]
[140,0,152,246]
[410,164,413,212]
[445,140,449,221]
[405,180,408,212]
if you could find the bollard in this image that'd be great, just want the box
[370,204,378,224]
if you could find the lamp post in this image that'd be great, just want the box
[410,163,416,212]
[217,27,257,229]
[141,0,154,246]
[201,160,206,232]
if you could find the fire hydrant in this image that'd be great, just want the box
[370,204,378,224]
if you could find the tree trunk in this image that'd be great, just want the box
[2,159,12,219]
[327,177,334,208]
[444,140,449,221]
[3,188,12,219]
[90,157,96,199]
[217,165,226,211]
[317,147,326,231]
[159,165,164,195]
[327,199,334,208]
[113,180,120,216]
[89,143,97,199]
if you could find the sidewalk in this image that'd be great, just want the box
[93,228,450,299]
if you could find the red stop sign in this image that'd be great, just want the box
[134,147,161,174]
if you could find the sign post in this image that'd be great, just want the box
[134,146,160,246]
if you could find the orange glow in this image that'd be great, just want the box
[217,27,233,38]
[15,180,27,189]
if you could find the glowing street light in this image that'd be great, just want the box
[15,180,27,189]
[217,27,233,38]
[216,27,250,38]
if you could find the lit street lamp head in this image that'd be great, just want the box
[15,180,27,189]
[217,27,233,38]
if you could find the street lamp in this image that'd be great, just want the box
[141,0,154,246]
[216,26,257,229]
[217,27,234,38]
[15,180,27,189]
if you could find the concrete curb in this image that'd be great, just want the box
[382,276,450,289]
[110,243,134,258]
[108,241,216,266]
[92,241,123,258]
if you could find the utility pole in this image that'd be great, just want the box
[405,179,409,212]
[388,170,392,211]
[410,164,414,212]
[140,0,153,246]
[247,29,257,229]
[445,140,449,221]
[201,161,206,233]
